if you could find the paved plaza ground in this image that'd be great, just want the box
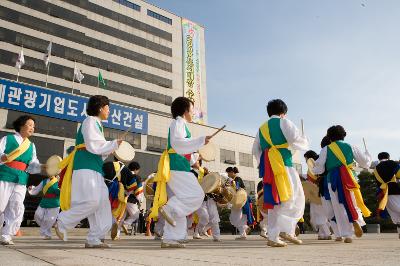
[0,228,399,266]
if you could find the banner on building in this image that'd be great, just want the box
[0,79,148,134]
[182,18,204,123]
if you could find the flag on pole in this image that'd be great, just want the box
[98,70,106,88]
[43,41,52,67]
[15,48,25,69]
[74,64,84,83]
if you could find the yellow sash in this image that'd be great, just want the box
[58,143,85,211]
[111,162,128,221]
[259,122,292,202]
[374,169,400,211]
[149,148,175,220]
[5,137,31,163]
[42,177,57,195]
[328,143,371,217]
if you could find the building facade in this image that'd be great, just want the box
[0,0,302,211]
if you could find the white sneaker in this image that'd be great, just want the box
[213,237,222,242]
[0,239,14,245]
[200,230,210,237]
[260,231,268,239]
[235,234,247,240]
[193,233,202,240]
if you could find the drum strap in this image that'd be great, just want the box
[328,142,371,217]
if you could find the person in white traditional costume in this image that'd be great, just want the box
[313,125,371,244]
[252,99,309,247]
[191,161,221,242]
[28,176,60,240]
[0,115,42,245]
[149,97,210,248]
[55,95,121,248]
[303,150,332,240]
[373,152,400,239]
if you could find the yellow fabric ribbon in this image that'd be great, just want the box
[5,137,31,163]
[148,148,175,220]
[197,167,205,184]
[374,169,400,211]
[328,143,371,217]
[259,122,292,202]
[111,162,128,221]
[42,177,57,195]
[58,143,85,211]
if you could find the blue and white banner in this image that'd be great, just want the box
[0,79,148,134]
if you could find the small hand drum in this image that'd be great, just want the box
[257,191,264,210]
[231,188,247,209]
[113,141,135,162]
[200,172,222,194]
[198,142,216,162]
[302,181,321,204]
[46,155,62,177]
[144,174,155,200]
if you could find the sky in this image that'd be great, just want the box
[147,0,400,160]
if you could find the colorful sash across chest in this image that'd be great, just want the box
[327,142,371,222]
[149,124,192,220]
[258,119,292,209]
[374,167,400,212]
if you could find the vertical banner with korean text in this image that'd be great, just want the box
[0,79,148,134]
[182,18,204,124]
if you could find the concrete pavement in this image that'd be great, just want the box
[0,228,399,266]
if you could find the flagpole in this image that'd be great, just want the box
[16,45,23,82]
[72,61,76,95]
[45,62,50,88]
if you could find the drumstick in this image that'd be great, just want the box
[301,119,304,136]
[362,137,367,151]
[209,125,226,139]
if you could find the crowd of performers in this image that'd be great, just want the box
[0,96,399,248]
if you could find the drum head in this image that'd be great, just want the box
[232,188,247,209]
[302,181,321,204]
[46,155,62,176]
[201,172,221,193]
[198,142,216,162]
[114,141,135,162]
[145,176,155,199]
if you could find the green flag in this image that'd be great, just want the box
[98,70,106,88]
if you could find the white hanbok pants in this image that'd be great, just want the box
[322,183,365,238]
[267,167,305,242]
[196,199,220,237]
[163,170,204,241]
[386,195,400,233]
[229,207,247,235]
[116,202,140,237]
[310,203,331,237]
[0,181,26,242]
[34,206,59,237]
[154,214,165,236]
[57,169,112,245]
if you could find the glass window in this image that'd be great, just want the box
[147,135,167,153]
[104,127,141,149]
[6,110,78,139]
[239,152,254,168]
[220,149,236,164]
